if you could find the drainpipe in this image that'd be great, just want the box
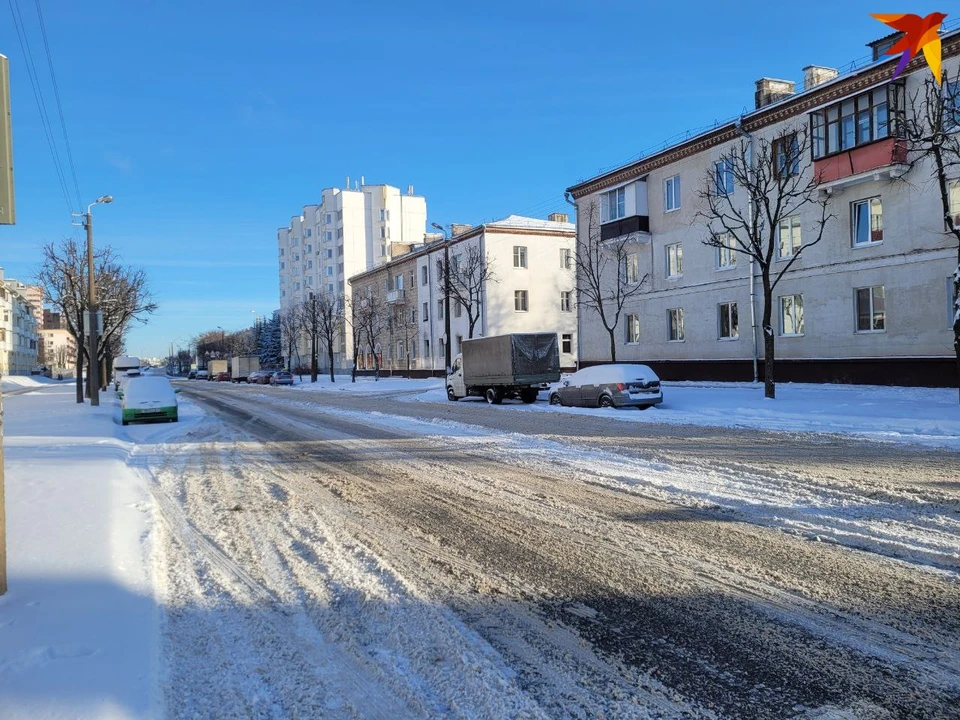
[735,119,760,384]
[564,192,581,370]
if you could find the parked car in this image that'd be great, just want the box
[216,371,232,382]
[196,370,209,380]
[247,370,268,384]
[120,376,180,426]
[549,364,663,409]
[257,370,276,384]
[270,371,294,386]
[188,370,197,379]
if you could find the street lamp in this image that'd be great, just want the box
[216,325,225,358]
[431,222,452,372]
[82,195,113,407]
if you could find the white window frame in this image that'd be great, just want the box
[561,333,573,354]
[514,290,528,312]
[625,252,640,284]
[777,216,802,260]
[421,265,428,286]
[714,158,734,195]
[560,291,572,312]
[625,314,640,344]
[855,286,886,333]
[716,232,737,269]
[949,180,960,229]
[454,300,462,318]
[513,246,528,269]
[852,197,883,247]
[601,187,626,223]
[560,248,573,269]
[664,175,681,213]
[668,308,684,342]
[718,302,739,340]
[666,243,683,278]
[779,294,804,336]
[437,299,444,320]
[422,302,429,322]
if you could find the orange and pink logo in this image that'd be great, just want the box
[871,12,947,84]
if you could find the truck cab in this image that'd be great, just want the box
[446,355,465,401]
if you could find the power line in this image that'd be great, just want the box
[33,0,82,210]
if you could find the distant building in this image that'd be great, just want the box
[0,268,39,375]
[348,213,578,374]
[277,180,427,370]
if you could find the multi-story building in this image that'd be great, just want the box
[278,180,427,369]
[348,213,578,375]
[566,31,960,386]
[0,268,39,375]
[41,309,77,377]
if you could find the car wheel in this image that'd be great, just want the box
[121,420,128,426]
[485,387,503,405]
[549,393,562,406]
[636,405,651,411]
[446,386,458,402]
[598,395,614,408]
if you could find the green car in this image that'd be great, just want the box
[120,376,180,426]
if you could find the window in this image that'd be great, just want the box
[513,246,527,268]
[336,210,342,221]
[716,233,737,268]
[625,314,640,343]
[337,245,343,256]
[326,231,333,242]
[601,187,626,222]
[437,299,444,320]
[668,308,684,341]
[280,261,285,270]
[948,277,958,327]
[422,302,429,321]
[773,134,800,178]
[455,335,462,354]
[666,243,683,277]
[714,158,734,195]
[810,83,904,158]
[624,252,640,283]
[438,338,445,360]
[325,213,332,224]
[326,248,333,259]
[337,262,343,274]
[664,175,681,212]
[307,260,313,269]
[454,301,462,318]
[780,294,804,336]
[560,248,572,269]
[423,338,430,357]
[327,283,334,294]
[718,302,739,339]
[420,265,429,286]
[293,237,299,246]
[395,274,404,290]
[778,216,802,259]
[561,333,572,354]
[560,291,572,312]
[305,229,312,238]
[279,248,285,257]
[337,228,343,239]
[452,254,461,273]
[305,244,312,253]
[380,209,389,221]
[325,266,333,276]
[945,80,960,131]
[856,286,885,332]
[397,341,404,358]
[852,197,883,246]
[410,307,416,323]
[949,181,960,228]
[514,290,528,312]
[307,276,313,286]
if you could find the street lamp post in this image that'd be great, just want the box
[431,222,452,372]
[217,326,225,358]
[81,196,113,407]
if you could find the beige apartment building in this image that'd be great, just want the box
[567,31,960,386]
[41,310,77,377]
[0,269,39,375]
[348,213,577,375]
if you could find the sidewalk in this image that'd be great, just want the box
[0,386,158,720]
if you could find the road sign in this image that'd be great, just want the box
[0,54,14,226]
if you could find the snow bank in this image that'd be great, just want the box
[287,375,443,395]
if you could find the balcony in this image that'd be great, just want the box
[815,138,909,193]
[600,214,650,243]
[386,289,406,304]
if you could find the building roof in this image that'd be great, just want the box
[483,214,575,232]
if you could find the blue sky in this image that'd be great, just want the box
[0,1,944,357]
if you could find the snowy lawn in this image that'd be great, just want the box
[283,374,442,395]
[408,380,960,450]
[0,385,203,719]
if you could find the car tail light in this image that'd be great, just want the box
[616,383,626,391]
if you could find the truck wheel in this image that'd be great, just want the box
[446,386,458,402]
[485,388,503,405]
[520,389,538,404]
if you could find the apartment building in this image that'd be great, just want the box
[566,32,960,386]
[348,213,577,375]
[0,268,39,375]
[278,180,427,369]
[41,309,77,377]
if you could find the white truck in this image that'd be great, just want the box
[231,355,260,383]
[113,356,141,391]
[446,333,560,405]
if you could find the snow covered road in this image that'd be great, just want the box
[164,382,960,719]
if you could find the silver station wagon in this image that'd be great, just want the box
[549,364,663,410]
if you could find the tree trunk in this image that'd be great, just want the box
[607,327,617,362]
[74,344,84,404]
[310,333,318,383]
[953,260,959,404]
[762,285,776,400]
[328,343,335,383]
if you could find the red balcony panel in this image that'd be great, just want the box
[814,138,907,184]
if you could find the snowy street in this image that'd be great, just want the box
[2,379,960,718]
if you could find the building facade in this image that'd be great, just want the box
[348,213,578,374]
[0,269,39,375]
[41,310,77,377]
[567,34,960,386]
[278,180,427,369]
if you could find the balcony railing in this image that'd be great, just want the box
[386,289,406,304]
[600,214,650,242]
[815,137,908,192]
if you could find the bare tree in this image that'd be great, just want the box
[390,302,419,377]
[435,244,498,339]
[902,68,960,402]
[575,199,649,362]
[696,126,831,399]
[301,292,344,383]
[278,306,304,375]
[351,291,387,380]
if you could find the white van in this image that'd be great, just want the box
[113,356,142,390]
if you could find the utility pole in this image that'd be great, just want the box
[431,223,452,371]
[1,52,16,595]
[85,211,100,405]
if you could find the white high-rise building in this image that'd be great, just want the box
[277,180,427,370]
